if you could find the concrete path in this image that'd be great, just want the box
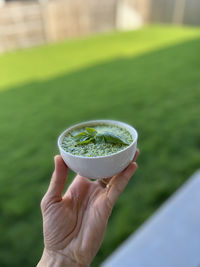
[102,170,200,267]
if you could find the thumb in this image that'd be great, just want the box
[46,155,68,201]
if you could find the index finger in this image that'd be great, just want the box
[98,149,140,188]
[107,161,138,206]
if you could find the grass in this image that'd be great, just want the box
[0,25,200,91]
[0,25,200,266]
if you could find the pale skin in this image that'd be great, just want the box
[37,149,139,267]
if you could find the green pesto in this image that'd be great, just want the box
[61,124,133,157]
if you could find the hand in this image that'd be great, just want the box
[38,150,139,267]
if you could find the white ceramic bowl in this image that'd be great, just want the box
[58,120,138,179]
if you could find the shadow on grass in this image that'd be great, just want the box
[0,38,200,267]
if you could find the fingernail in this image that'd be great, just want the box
[54,156,58,167]
[133,162,138,169]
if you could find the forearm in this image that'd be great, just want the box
[37,249,89,267]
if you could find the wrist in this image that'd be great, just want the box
[37,249,89,267]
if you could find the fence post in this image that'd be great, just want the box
[173,0,186,24]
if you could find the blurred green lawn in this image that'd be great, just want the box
[0,25,200,266]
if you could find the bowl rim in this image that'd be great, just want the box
[58,119,138,159]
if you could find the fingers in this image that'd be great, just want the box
[98,177,112,188]
[98,149,140,189]
[45,155,68,201]
[107,161,138,206]
[133,149,140,162]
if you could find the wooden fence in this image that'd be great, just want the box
[0,0,199,53]
[150,0,200,25]
[0,1,45,53]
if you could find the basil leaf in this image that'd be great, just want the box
[73,128,97,145]
[72,128,129,146]
[73,132,89,142]
[96,132,129,145]
[86,127,97,136]
[76,137,94,145]
[94,133,106,143]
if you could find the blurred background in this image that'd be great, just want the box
[0,0,200,266]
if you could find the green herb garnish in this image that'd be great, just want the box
[73,127,129,145]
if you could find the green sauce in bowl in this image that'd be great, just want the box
[61,124,133,157]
